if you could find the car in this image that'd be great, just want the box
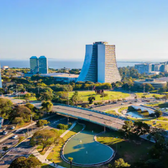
[2,131,8,135]
[12,135,18,139]
[10,126,15,130]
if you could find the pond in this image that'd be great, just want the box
[63,130,114,166]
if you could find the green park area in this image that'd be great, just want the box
[135,93,164,99]
[145,117,168,130]
[97,131,153,164]
[69,91,130,102]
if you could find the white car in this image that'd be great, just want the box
[12,135,18,139]
[3,131,8,135]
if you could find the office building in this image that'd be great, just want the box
[29,56,48,75]
[135,62,168,74]
[30,56,39,74]
[39,56,48,74]
[77,41,121,83]
[135,63,152,74]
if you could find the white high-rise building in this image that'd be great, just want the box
[77,41,121,83]
[39,56,48,74]
[0,64,2,88]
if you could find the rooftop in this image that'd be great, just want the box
[40,73,79,78]
[30,56,37,59]
[39,55,46,59]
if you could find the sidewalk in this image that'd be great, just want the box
[32,122,77,168]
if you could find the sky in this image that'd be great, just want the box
[0,0,168,61]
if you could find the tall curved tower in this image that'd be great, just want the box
[77,41,121,83]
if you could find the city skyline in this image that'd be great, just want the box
[0,0,168,61]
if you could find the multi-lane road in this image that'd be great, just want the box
[0,115,69,168]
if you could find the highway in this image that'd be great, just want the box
[53,105,126,130]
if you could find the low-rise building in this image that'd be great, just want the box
[2,66,9,70]
[40,73,79,83]
[134,79,167,89]
[135,63,152,74]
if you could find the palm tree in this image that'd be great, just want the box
[68,157,73,168]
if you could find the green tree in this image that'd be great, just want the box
[9,156,41,168]
[114,158,130,168]
[25,103,35,111]
[41,101,53,112]
[163,94,168,102]
[0,98,13,119]
[0,88,5,94]
[30,129,59,151]
[68,157,73,168]
[39,92,53,101]
[12,117,24,125]
[24,93,31,102]
[133,121,150,136]
[70,91,81,105]
[122,121,134,138]
[154,108,162,118]
[10,105,31,123]
[36,119,49,127]
[88,96,95,104]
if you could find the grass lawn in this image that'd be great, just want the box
[118,106,128,113]
[104,109,119,116]
[145,102,162,107]
[145,119,168,130]
[41,164,53,168]
[97,131,153,164]
[47,123,84,168]
[136,93,164,99]
[69,91,130,102]
[14,96,37,101]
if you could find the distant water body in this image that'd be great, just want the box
[0,60,145,69]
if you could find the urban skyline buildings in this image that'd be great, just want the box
[77,41,121,83]
[30,56,48,74]
[135,62,168,74]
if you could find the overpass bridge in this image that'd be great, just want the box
[52,105,129,130]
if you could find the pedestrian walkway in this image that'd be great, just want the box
[32,122,77,168]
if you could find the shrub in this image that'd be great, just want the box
[100,93,108,97]
[18,136,25,143]
[57,124,68,130]
[81,103,89,108]
[128,106,136,111]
